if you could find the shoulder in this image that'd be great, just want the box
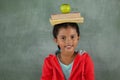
[77,49,93,60]
[43,54,56,63]
[42,54,56,68]
[44,53,56,59]
[78,50,94,65]
[78,49,89,56]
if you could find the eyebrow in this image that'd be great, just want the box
[58,34,76,37]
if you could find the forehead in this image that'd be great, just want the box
[58,26,77,35]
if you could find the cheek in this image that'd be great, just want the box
[74,40,79,45]
[57,41,64,46]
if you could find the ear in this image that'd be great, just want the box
[78,36,80,40]
[54,38,58,45]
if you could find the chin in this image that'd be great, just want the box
[65,49,74,53]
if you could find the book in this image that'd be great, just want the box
[50,17,84,26]
[49,12,84,26]
[51,12,81,20]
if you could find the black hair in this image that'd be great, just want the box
[53,22,80,39]
[52,22,80,55]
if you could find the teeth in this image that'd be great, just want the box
[67,45,71,47]
[66,45,72,48]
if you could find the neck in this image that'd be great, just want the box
[58,51,76,65]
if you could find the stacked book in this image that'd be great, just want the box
[49,12,84,26]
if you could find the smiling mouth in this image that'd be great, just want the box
[65,45,73,49]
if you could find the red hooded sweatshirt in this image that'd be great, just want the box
[40,51,94,80]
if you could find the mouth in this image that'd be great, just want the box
[65,45,73,49]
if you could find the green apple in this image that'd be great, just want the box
[60,4,71,14]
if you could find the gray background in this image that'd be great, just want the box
[0,0,120,80]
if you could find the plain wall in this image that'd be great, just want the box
[0,0,120,80]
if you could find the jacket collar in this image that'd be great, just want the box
[49,52,84,78]
[49,54,65,78]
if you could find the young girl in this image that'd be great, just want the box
[40,22,94,80]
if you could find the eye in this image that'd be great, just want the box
[71,35,75,39]
[61,36,66,40]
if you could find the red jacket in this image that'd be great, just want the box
[40,51,94,80]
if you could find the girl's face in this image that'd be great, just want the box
[54,26,80,54]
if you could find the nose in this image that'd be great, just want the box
[65,37,72,44]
